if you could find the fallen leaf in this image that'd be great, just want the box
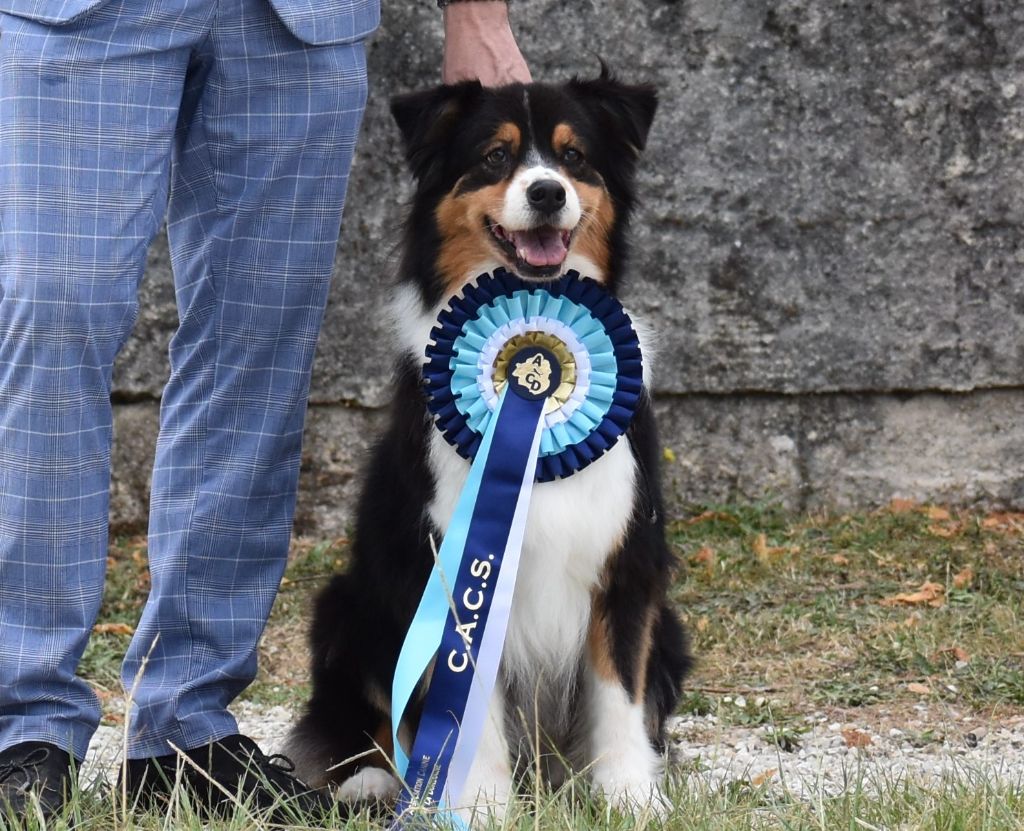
[879,581,945,608]
[690,546,716,577]
[662,447,676,463]
[888,497,919,514]
[683,510,735,526]
[752,533,794,564]
[841,728,872,748]
[92,622,134,636]
[952,566,973,590]
[927,523,961,538]
[695,616,710,634]
[752,769,777,786]
[907,682,932,695]
[925,506,951,521]
[831,554,850,566]
[981,512,1024,533]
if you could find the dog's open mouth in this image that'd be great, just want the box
[487,218,573,277]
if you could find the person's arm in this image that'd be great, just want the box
[441,1,531,86]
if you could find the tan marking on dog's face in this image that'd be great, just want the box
[571,181,614,278]
[435,181,510,292]
[491,122,522,157]
[551,123,579,155]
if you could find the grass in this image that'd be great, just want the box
[669,503,1024,721]
[5,502,1022,829]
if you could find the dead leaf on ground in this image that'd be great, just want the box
[752,533,797,564]
[683,510,736,526]
[690,546,716,577]
[907,682,932,695]
[981,512,1024,534]
[841,728,872,748]
[888,498,919,514]
[831,554,850,566]
[752,769,777,786]
[927,522,962,538]
[92,622,135,636]
[934,645,971,664]
[879,581,945,608]
[952,565,974,589]
[924,506,951,521]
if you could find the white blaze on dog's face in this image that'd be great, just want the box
[391,77,657,298]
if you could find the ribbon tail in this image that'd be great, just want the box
[441,412,544,808]
[392,387,546,826]
[390,392,508,778]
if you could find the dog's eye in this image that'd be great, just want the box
[562,147,584,165]
[485,147,508,166]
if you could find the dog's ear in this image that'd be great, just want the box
[569,66,658,157]
[391,82,484,182]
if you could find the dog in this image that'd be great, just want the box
[284,70,692,821]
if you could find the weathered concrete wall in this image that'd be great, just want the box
[110,0,1024,535]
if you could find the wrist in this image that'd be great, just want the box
[438,0,507,8]
[443,1,511,28]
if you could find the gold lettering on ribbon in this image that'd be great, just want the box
[511,353,553,395]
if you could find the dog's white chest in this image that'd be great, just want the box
[426,431,638,683]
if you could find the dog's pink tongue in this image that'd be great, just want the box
[509,227,568,267]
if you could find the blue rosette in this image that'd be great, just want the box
[423,268,643,481]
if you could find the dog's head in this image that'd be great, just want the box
[392,70,657,303]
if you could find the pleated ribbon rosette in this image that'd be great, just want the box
[390,269,643,826]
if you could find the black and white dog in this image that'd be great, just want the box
[285,71,691,822]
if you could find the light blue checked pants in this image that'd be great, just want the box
[0,0,371,760]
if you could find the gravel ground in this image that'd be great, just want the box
[81,701,1024,797]
[666,710,1024,798]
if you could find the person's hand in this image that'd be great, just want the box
[442,1,531,87]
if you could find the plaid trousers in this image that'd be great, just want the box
[0,0,375,760]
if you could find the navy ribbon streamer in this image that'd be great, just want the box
[393,388,546,822]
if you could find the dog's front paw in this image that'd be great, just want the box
[335,767,402,803]
[593,771,670,819]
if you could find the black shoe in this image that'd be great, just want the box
[0,741,77,821]
[119,733,341,826]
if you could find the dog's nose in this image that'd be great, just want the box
[526,179,566,215]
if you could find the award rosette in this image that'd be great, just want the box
[391,268,643,825]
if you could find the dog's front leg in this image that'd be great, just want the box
[452,684,513,827]
[584,607,668,816]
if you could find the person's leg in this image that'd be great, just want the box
[121,0,369,758]
[0,3,203,762]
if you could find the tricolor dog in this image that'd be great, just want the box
[285,71,692,821]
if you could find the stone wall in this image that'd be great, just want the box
[110,0,1024,535]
